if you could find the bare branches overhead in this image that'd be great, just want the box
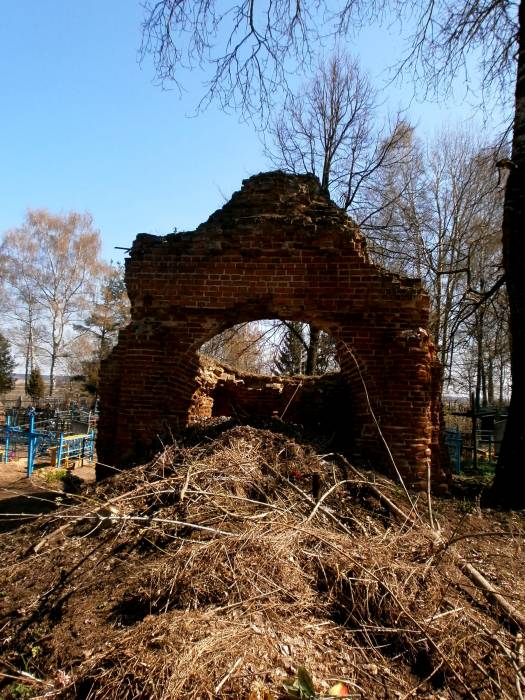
[398,0,519,104]
[141,0,319,119]
[140,1,519,119]
[267,53,415,224]
[140,0,399,121]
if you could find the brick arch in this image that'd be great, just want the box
[190,315,372,447]
[98,171,446,487]
[191,310,343,358]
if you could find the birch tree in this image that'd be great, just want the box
[0,229,44,390]
[1,210,104,395]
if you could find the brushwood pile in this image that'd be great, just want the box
[1,421,524,699]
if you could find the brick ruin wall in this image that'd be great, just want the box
[98,171,447,488]
[191,358,348,437]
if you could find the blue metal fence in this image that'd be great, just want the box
[1,412,95,477]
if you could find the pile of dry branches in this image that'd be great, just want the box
[0,424,524,699]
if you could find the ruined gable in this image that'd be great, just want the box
[98,171,446,487]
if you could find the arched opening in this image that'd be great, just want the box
[190,319,354,450]
[200,319,340,376]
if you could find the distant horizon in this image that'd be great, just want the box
[13,373,72,382]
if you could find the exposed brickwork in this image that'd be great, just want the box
[192,358,348,436]
[98,171,446,487]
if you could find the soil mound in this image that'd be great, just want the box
[1,425,524,698]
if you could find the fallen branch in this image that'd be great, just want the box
[306,480,351,522]
[9,511,236,540]
[456,559,525,631]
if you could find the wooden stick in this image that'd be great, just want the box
[306,480,351,522]
[455,559,525,630]
[214,656,243,694]
[323,454,415,524]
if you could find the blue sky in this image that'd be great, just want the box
[0,1,501,264]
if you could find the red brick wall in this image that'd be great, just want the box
[98,172,446,487]
[192,358,349,438]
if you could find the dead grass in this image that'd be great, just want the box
[0,424,524,699]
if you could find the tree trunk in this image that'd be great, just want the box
[481,362,487,408]
[474,308,486,410]
[49,350,56,397]
[24,325,32,394]
[305,324,320,375]
[24,308,35,393]
[487,356,494,406]
[499,359,505,405]
[488,0,525,508]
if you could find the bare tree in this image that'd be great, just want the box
[426,135,504,380]
[364,128,427,274]
[452,284,510,408]
[0,230,44,390]
[75,264,130,362]
[267,53,414,222]
[486,290,512,405]
[69,264,131,396]
[380,0,522,507]
[201,322,270,373]
[272,321,338,375]
[495,3,525,506]
[1,210,105,395]
[201,319,339,375]
[372,129,506,393]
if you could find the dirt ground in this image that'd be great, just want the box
[0,460,96,498]
[0,459,33,496]
[0,420,524,699]
[0,458,96,535]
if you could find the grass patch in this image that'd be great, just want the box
[40,468,68,484]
